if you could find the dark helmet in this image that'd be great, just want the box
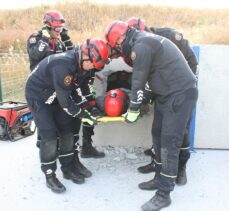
[126,17,145,31]
[105,20,129,48]
[81,38,109,69]
[123,56,133,67]
[104,89,127,117]
[43,10,65,27]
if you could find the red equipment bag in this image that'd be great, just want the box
[0,101,36,141]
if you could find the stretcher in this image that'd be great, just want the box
[97,116,125,123]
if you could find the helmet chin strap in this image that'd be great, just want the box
[78,48,94,73]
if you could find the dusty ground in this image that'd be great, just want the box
[0,134,229,211]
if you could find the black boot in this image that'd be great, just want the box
[138,160,156,174]
[138,177,158,191]
[141,190,171,211]
[74,152,92,178]
[144,148,154,156]
[139,164,161,191]
[81,139,105,158]
[46,174,66,193]
[63,170,85,184]
[176,165,187,185]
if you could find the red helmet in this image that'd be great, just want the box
[126,17,145,31]
[105,20,129,48]
[43,10,65,27]
[104,89,128,117]
[81,38,109,69]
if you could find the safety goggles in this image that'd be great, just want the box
[51,26,63,33]
[86,39,110,69]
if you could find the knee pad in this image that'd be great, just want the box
[59,133,74,155]
[39,129,57,140]
[40,138,58,164]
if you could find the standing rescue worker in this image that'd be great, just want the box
[27,10,74,71]
[127,17,198,185]
[27,10,105,161]
[26,9,92,180]
[105,21,198,210]
[26,9,74,149]
[25,38,109,193]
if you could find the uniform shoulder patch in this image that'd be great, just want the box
[174,32,182,41]
[64,75,73,86]
[29,37,37,44]
[130,51,137,61]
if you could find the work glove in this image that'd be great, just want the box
[60,27,70,42]
[81,110,98,126]
[122,109,140,123]
[60,27,74,50]
[89,106,103,118]
[41,24,51,39]
[86,100,103,118]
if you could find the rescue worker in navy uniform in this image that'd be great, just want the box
[25,38,109,193]
[27,10,74,71]
[26,9,73,149]
[105,21,198,210]
[126,17,198,185]
[27,10,105,159]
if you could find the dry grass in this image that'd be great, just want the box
[0,52,29,101]
[0,1,229,50]
[0,1,229,101]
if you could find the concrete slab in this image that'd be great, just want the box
[0,134,228,211]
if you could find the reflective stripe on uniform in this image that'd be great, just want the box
[160,38,165,44]
[41,159,56,165]
[45,92,56,104]
[59,152,74,158]
[84,93,93,98]
[145,82,152,91]
[63,108,82,117]
[180,146,190,150]
[154,159,162,165]
[160,172,177,179]
[130,100,141,104]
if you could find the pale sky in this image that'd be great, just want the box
[0,0,229,9]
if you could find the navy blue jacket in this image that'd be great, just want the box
[25,48,94,118]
